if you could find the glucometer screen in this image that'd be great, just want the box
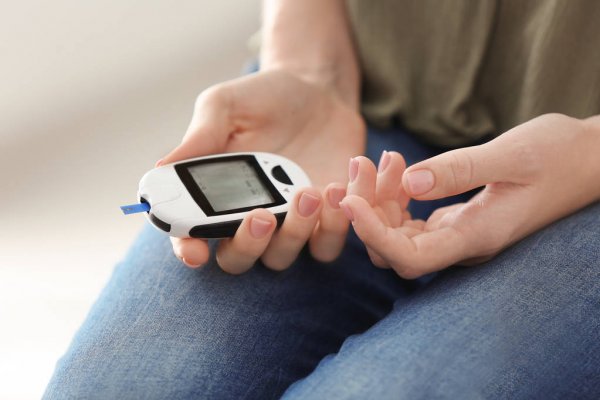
[187,160,275,212]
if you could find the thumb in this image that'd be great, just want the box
[402,142,519,200]
[158,86,233,166]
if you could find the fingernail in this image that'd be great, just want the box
[327,187,346,209]
[250,217,273,238]
[378,150,390,173]
[181,257,201,268]
[349,158,359,183]
[155,159,164,167]
[405,169,435,195]
[339,202,354,222]
[298,192,320,217]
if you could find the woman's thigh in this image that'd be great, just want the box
[43,224,409,399]
[284,202,600,400]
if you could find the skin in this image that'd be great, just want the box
[341,114,600,279]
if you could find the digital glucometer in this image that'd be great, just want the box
[121,152,311,238]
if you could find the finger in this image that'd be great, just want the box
[346,156,395,264]
[402,140,528,200]
[341,195,470,279]
[376,151,409,208]
[159,84,233,165]
[367,216,422,268]
[262,188,323,271]
[375,151,409,227]
[338,195,391,268]
[309,183,350,263]
[366,247,390,269]
[347,156,377,205]
[215,209,277,274]
[170,237,210,268]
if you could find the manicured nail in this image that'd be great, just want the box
[405,169,435,195]
[250,217,273,238]
[339,202,354,222]
[298,192,320,217]
[155,159,164,167]
[328,187,346,209]
[181,257,201,268]
[349,158,359,182]
[378,150,390,173]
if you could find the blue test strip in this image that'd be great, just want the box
[120,202,151,215]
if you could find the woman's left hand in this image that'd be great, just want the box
[341,113,600,279]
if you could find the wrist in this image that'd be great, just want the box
[260,0,360,109]
[261,62,359,109]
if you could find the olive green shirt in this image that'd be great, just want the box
[347,0,600,147]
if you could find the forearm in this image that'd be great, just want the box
[260,0,360,108]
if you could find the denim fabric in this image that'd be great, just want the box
[284,201,600,399]
[44,127,600,399]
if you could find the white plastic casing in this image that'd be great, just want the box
[137,152,311,238]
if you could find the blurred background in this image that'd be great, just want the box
[0,1,261,398]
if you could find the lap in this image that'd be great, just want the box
[284,201,600,400]
[43,223,409,399]
[45,126,600,399]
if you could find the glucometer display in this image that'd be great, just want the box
[187,160,274,212]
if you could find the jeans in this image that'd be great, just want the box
[44,126,600,399]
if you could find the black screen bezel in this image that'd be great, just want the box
[174,154,286,216]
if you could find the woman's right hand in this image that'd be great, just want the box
[159,69,365,274]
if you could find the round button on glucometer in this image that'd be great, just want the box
[271,165,293,185]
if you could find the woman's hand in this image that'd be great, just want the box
[160,69,365,273]
[159,0,362,273]
[341,114,600,279]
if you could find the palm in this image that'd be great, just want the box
[376,184,525,266]
[216,70,365,188]
[162,69,364,271]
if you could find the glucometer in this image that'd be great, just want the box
[121,152,311,238]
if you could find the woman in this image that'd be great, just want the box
[45,1,600,398]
